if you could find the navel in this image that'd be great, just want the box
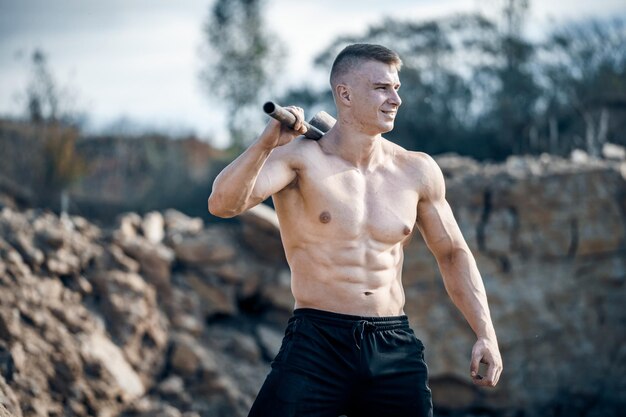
[319,211,331,224]
[364,291,373,296]
[403,226,412,236]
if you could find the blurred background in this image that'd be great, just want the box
[0,1,625,416]
[1,0,626,220]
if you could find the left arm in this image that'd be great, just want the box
[415,154,503,387]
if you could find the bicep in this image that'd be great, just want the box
[416,198,467,259]
[414,153,467,258]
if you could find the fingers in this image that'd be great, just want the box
[470,343,503,388]
[469,346,481,380]
[285,106,308,135]
[481,361,500,387]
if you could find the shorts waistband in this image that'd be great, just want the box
[293,308,409,331]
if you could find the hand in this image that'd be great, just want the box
[258,106,308,149]
[470,337,502,387]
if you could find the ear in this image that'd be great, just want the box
[336,84,351,106]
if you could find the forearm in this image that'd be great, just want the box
[437,247,497,341]
[208,140,272,218]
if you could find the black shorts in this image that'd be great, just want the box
[248,308,433,417]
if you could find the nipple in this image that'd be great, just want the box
[403,226,412,236]
[319,211,331,224]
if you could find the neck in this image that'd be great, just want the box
[322,122,383,170]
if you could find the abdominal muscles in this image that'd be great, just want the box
[287,239,406,317]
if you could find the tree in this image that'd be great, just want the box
[27,50,60,123]
[311,14,503,157]
[25,49,84,126]
[473,0,542,157]
[284,4,623,161]
[200,0,285,149]
[23,49,86,213]
[539,18,626,156]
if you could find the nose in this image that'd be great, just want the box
[389,89,402,107]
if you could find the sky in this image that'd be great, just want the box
[1,0,626,147]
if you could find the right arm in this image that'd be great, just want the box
[208,107,307,218]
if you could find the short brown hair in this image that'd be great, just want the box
[330,43,402,87]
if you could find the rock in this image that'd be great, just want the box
[259,269,294,312]
[121,397,195,417]
[164,209,204,236]
[157,375,185,396]
[238,204,285,263]
[401,154,626,416]
[171,313,203,336]
[430,376,479,411]
[116,235,175,290]
[602,142,626,160]
[0,373,21,417]
[0,403,16,417]
[170,227,238,265]
[1,154,625,417]
[436,153,482,179]
[87,270,168,382]
[170,342,200,376]
[117,212,142,240]
[107,243,141,273]
[8,231,44,269]
[81,332,145,400]
[228,332,262,364]
[571,148,590,163]
[169,333,218,376]
[238,203,279,232]
[202,258,258,285]
[0,238,31,281]
[205,326,261,364]
[142,211,165,244]
[183,273,237,317]
[256,325,284,360]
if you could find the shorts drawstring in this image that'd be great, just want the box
[352,320,377,350]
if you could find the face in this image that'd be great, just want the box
[344,60,402,135]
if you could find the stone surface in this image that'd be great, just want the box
[239,203,286,263]
[80,332,145,400]
[142,211,165,244]
[170,227,237,265]
[0,154,625,416]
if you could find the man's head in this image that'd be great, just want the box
[330,44,403,135]
[330,43,402,91]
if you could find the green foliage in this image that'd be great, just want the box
[200,0,285,147]
[285,8,626,161]
[312,14,515,159]
[539,18,626,156]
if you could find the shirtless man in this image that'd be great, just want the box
[209,43,502,417]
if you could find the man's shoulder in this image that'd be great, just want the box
[276,136,321,156]
[384,140,439,172]
[383,141,445,198]
[269,136,322,168]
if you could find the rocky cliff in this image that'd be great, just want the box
[0,153,625,417]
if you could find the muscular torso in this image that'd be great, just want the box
[272,137,425,316]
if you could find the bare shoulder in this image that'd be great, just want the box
[384,140,445,200]
[268,136,316,167]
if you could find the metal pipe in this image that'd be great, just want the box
[263,101,326,140]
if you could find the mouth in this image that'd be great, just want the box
[381,109,397,119]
